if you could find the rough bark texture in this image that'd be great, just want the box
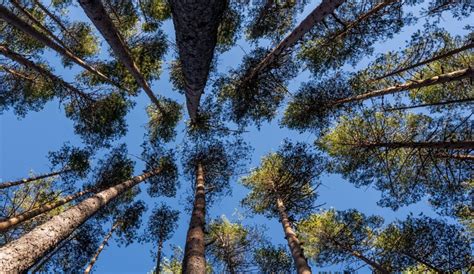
[83,221,119,274]
[333,67,474,106]
[182,162,206,273]
[0,169,66,190]
[0,168,161,272]
[276,198,311,274]
[0,45,93,101]
[245,0,345,82]
[78,0,162,109]
[0,4,120,89]
[0,189,92,232]
[353,141,474,150]
[155,238,163,274]
[169,0,227,121]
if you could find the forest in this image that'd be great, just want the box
[0,0,472,273]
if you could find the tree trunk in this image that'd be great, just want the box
[77,0,162,110]
[0,4,121,90]
[0,168,161,272]
[352,141,474,150]
[245,0,345,82]
[276,198,311,274]
[0,45,94,101]
[83,221,120,274]
[169,0,227,121]
[435,154,474,161]
[0,169,68,190]
[401,251,442,273]
[182,162,206,273]
[155,238,163,274]
[333,67,474,106]
[371,41,474,82]
[351,250,389,274]
[383,97,474,112]
[0,188,92,232]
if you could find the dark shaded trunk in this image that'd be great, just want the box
[383,97,474,111]
[78,0,162,109]
[352,141,474,150]
[245,0,345,82]
[435,154,474,161]
[182,162,206,273]
[155,238,163,274]
[350,250,389,274]
[83,221,119,274]
[276,198,311,274]
[371,41,474,82]
[0,168,161,272]
[332,67,474,106]
[169,0,227,121]
[0,4,121,90]
[401,251,442,273]
[0,188,92,232]
[0,169,68,190]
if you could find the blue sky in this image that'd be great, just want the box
[0,1,470,273]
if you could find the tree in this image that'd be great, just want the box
[241,140,323,274]
[141,203,179,274]
[253,244,293,274]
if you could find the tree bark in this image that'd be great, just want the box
[77,0,162,110]
[245,0,345,82]
[168,0,227,121]
[276,198,311,274]
[400,251,442,273]
[155,238,163,274]
[350,250,389,274]
[0,169,68,190]
[332,67,474,106]
[0,168,161,272]
[371,41,474,82]
[350,141,474,150]
[83,221,120,274]
[0,45,94,101]
[182,162,206,273]
[383,97,474,112]
[435,154,474,161]
[0,4,121,90]
[0,188,93,232]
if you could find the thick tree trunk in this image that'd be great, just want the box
[351,250,389,274]
[155,238,163,274]
[0,45,94,101]
[182,162,206,273]
[352,141,474,150]
[245,0,345,82]
[276,198,311,274]
[0,168,161,272]
[0,188,92,232]
[0,169,68,189]
[169,0,227,121]
[77,0,162,109]
[333,67,474,106]
[0,4,121,90]
[83,221,119,274]
[371,41,474,82]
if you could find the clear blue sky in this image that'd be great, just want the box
[0,1,470,273]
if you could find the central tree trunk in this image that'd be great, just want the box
[182,162,206,273]
[168,0,227,121]
[84,221,120,274]
[155,238,164,274]
[276,198,311,274]
[0,168,161,272]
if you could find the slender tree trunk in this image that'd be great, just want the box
[169,0,227,121]
[371,41,474,82]
[351,250,389,274]
[332,67,473,106]
[401,251,442,273]
[435,154,474,161]
[83,221,120,274]
[383,97,474,112]
[77,0,162,110]
[351,141,474,150]
[0,4,121,90]
[0,188,93,232]
[0,168,161,272]
[0,45,94,101]
[155,238,163,274]
[276,198,311,274]
[182,162,206,273]
[0,169,68,190]
[245,0,345,82]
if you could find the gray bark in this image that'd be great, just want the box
[0,168,161,272]
[0,169,66,190]
[169,0,227,121]
[83,221,119,274]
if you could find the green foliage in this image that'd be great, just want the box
[60,22,99,67]
[48,143,91,184]
[90,144,134,191]
[168,59,185,93]
[253,244,293,273]
[147,99,182,143]
[139,0,171,32]
[216,4,242,52]
[115,200,147,246]
[241,140,322,219]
